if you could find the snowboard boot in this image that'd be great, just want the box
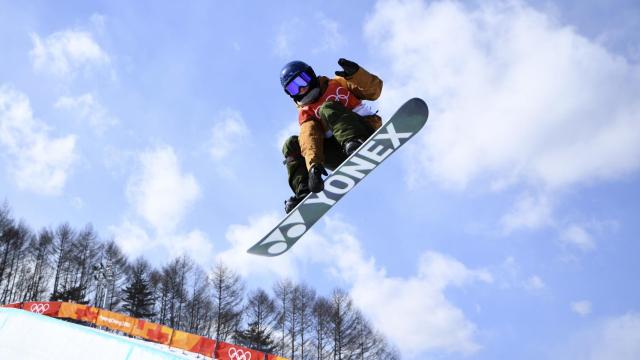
[344,138,364,156]
[308,164,327,193]
[285,194,304,213]
[284,183,309,213]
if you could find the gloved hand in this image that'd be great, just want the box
[308,164,328,193]
[334,58,360,78]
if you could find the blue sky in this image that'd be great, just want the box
[1,0,639,359]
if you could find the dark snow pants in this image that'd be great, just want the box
[282,101,379,197]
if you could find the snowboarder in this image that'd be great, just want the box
[280,58,384,213]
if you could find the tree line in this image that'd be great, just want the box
[0,202,399,359]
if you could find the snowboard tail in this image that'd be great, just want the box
[248,98,429,257]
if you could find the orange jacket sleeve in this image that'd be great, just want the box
[334,66,383,101]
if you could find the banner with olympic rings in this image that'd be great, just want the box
[22,301,61,316]
[216,341,265,360]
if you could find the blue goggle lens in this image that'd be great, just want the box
[285,72,312,96]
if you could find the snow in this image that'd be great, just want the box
[0,308,209,359]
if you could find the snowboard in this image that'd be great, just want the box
[247,98,429,257]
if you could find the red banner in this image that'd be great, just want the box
[266,355,288,360]
[192,337,216,357]
[1,303,21,309]
[170,329,215,357]
[131,319,173,345]
[22,301,61,316]
[216,341,264,360]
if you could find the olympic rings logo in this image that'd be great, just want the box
[29,303,50,314]
[314,86,351,119]
[228,347,252,360]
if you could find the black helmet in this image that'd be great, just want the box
[280,60,318,101]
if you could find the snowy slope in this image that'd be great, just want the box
[0,308,206,360]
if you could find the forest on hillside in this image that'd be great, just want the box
[0,201,399,359]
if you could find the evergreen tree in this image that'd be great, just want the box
[122,258,156,319]
[50,285,89,304]
[234,320,278,353]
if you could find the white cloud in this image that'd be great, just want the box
[347,250,492,356]
[494,257,549,293]
[500,193,553,232]
[209,109,249,161]
[561,224,596,252]
[126,145,200,234]
[318,217,493,356]
[0,85,76,195]
[220,214,492,357]
[525,275,545,291]
[556,313,640,360]
[55,93,119,134]
[274,22,295,58]
[30,29,110,78]
[275,120,300,152]
[366,0,640,190]
[109,220,153,257]
[90,14,106,33]
[314,13,345,54]
[70,196,84,209]
[110,221,215,267]
[165,230,215,265]
[571,300,592,317]
[215,213,307,281]
[274,13,344,58]
[111,146,215,265]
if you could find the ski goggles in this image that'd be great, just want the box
[285,71,312,96]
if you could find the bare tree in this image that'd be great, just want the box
[289,284,299,359]
[50,223,75,300]
[210,262,244,342]
[99,240,128,309]
[185,265,213,335]
[350,310,383,359]
[155,255,195,330]
[0,201,12,235]
[23,228,54,301]
[312,296,333,360]
[0,221,31,303]
[295,283,316,359]
[157,256,189,328]
[149,267,164,323]
[329,288,358,360]
[71,224,102,302]
[273,278,294,357]
[234,288,278,352]
[0,202,15,292]
[367,330,401,360]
